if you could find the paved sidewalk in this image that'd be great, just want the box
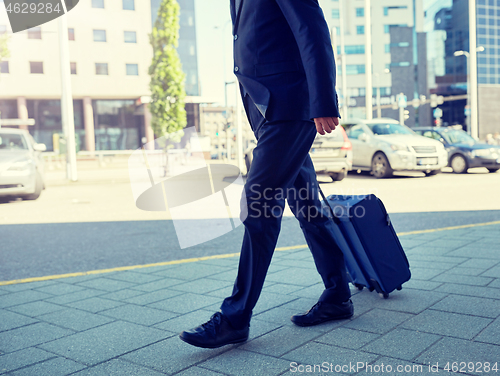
[1,223,500,375]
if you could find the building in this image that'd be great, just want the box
[0,0,201,152]
[425,0,500,138]
[318,0,430,127]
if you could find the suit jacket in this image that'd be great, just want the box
[230,0,340,121]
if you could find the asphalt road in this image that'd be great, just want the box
[1,160,499,282]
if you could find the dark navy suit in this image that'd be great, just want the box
[220,0,350,329]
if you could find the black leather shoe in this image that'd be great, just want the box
[291,300,353,327]
[179,312,249,349]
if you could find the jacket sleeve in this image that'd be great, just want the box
[274,0,341,119]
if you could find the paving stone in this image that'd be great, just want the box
[253,292,299,315]
[72,359,167,376]
[409,267,447,280]
[264,267,322,286]
[405,260,455,270]
[431,273,493,286]
[0,290,53,309]
[445,267,488,276]
[399,238,431,250]
[175,366,226,376]
[458,259,500,270]
[0,280,57,292]
[123,289,183,305]
[148,293,221,314]
[104,271,165,284]
[33,283,86,296]
[0,322,73,353]
[65,297,125,313]
[475,317,500,345]
[203,269,238,282]
[0,347,55,374]
[205,285,234,299]
[406,254,467,264]
[197,258,239,267]
[434,283,500,300]
[447,246,500,259]
[10,356,86,376]
[265,263,292,275]
[315,327,380,350]
[288,283,325,299]
[282,342,378,375]
[424,238,475,249]
[6,301,66,317]
[361,328,441,361]
[38,308,114,331]
[481,265,500,278]
[368,357,448,376]
[200,348,291,376]
[405,247,454,256]
[43,289,105,305]
[239,325,322,357]
[152,264,232,280]
[431,295,500,318]
[38,321,167,366]
[344,309,413,334]
[0,310,37,332]
[76,277,136,292]
[169,278,234,294]
[100,304,171,326]
[416,337,500,376]
[130,277,186,292]
[247,318,283,338]
[402,309,492,340]
[488,278,500,288]
[349,289,447,314]
[96,289,146,302]
[154,310,211,335]
[261,282,305,295]
[119,336,227,375]
[401,279,442,291]
[252,306,303,326]
[272,259,316,269]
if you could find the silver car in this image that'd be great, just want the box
[342,118,448,178]
[0,128,47,200]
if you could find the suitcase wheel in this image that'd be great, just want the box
[379,293,390,299]
[368,287,375,292]
[396,286,402,291]
[354,284,364,291]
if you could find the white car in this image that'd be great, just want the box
[342,118,448,178]
[0,128,47,200]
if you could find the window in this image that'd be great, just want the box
[332,9,340,19]
[28,27,42,39]
[123,0,134,10]
[68,28,75,41]
[126,64,139,76]
[356,8,364,17]
[356,25,365,35]
[0,61,9,74]
[384,24,408,33]
[30,62,44,74]
[383,6,408,16]
[338,65,366,75]
[92,0,104,8]
[124,31,137,43]
[95,63,108,75]
[339,45,365,54]
[70,62,77,75]
[93,29,107,42]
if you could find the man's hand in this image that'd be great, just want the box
[314,117,339,135]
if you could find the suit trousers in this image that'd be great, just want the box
[220,94,351,329]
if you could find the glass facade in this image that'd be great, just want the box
[476,0,500,84]
[92,100,144,150]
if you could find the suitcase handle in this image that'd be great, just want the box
[318,186,341,225]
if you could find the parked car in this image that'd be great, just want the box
[342,118,448,178]
[245,125,352,181]
[413,127,500,173]
[0,128,47,200]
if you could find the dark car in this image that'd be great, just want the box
[413,127,500,173]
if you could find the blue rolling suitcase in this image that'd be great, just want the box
[319,191,411,298]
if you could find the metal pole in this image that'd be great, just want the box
[339,0,349,119]
[466,53,471,134]
[469,0,479,139]
[365,0,373,120]
[58,4,77,181]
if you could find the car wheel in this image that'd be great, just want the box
[425,170,441,176]
[450,154,468,174]
[371,153,393,178]
[487,168,499,173]
[23,172,43,200]
[329,171,346,182]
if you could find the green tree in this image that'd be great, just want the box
[149,0,186,146]
[0,33,10,63]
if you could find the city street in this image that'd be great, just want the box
[1,159,499,282]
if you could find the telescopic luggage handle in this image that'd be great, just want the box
[318,186,341,225]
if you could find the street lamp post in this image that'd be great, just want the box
[365,0,373,120]
[454,46,484,136]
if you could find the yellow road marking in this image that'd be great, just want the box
[1,220,499,286]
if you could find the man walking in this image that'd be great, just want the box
[180,0,353,349]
